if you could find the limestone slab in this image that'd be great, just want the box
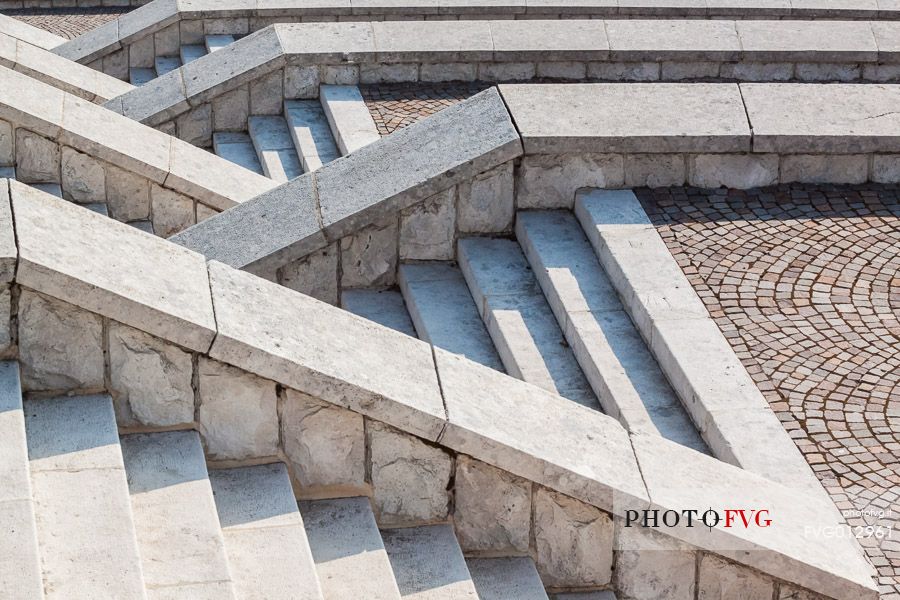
[341,289,417,336]
[399,188,456,260]
[500,83,750,154]
[248,115,302,182]
[614,525,695,600]
[490,20,608,61]
[373,20,492,62]
[382,525,478,599]
[736,20,878,62]
[872,22,900,61]
[278,22,376,64]
[279,243,339,304]
[606,19,741,61]
[339,218,399,287]
[12,182,217,352]
[0,13,65,50]
[457,161,514,233]
[0,498,43,600]
[0,66,65,139]
[284,99,341,172]
[319,84,381,155]
[208,261,446,441]
[0,363,26,500]
[467,557,548,600]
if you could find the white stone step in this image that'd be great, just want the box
[213,132,264,175]
[299,497,401,600]
[466,557,548,600]
[516,210,708,452]
[0,362,42,600]
[121,430,236,599]
[457,237,600,410]
[129,67,156,86]
[398,262,504,371]
[154,56,182,77]
[319,85,381,156]
[341,289,417,336]
[248,116,303,182]
[205,34,236,53]
[180,44,207,65]
[284,100,341,172]
[25,394,145,599]
[381,524,478,599]
[29,183,61,198]
[209,463,324,600]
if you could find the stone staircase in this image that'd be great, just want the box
[129,34,236,86]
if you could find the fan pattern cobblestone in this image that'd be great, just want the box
[8,8,125,39]
[361,82,491,136]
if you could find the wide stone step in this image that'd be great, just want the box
[299,497,401,600]
[466,557,548,600]
[154,55,182,77]
[180,43,208,65]
[457,237,600,410]
[319,85,381,156]
[205,34,236,53]
[248,116,304,182]
[284,99,341,173]
[129,67,155,86]
[381,524,478,599]
[25,394,145,599]
[516,210,708,452]
[209,463,324,600]
[341,289,417,336]
[0,362,42,599]
[398,262,504,371]
[121,430,236,599]
[213,132,264,175]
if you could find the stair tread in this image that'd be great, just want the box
[300,497,401,600]
[210,463,323,600]
[248,115,303,182]
[213,132,264,175]
[0,167,13,178]
[121,430,236,598]
[341,289,416,337]
[319,85,380,155]
[25,394,145,599]
[457,237,601,410]
[516,210,708,452]
[129,67,156,86]
[154,55,182,76]
[466,557,549,600]
[284,99,341,172]
[29,183,61,198]
[180,43,207,64]
[381,524,478,599]
[205,34,236,52]
[398,262,504,371]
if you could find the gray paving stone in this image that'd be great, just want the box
[209,463,324,600]
[248,115,303,182]
[467,557,549,600]
[319,84,381,155]
[372,20,492,62]
[214,131,265,175]
[180,43,208,64]
[490,20,608,61]
[277,22,375,64]
[284,99,341,172]
[300,497,402,600]
[121,431,236,598]
[341,289,417,336]
[606,19,741,61]
[155,55,182,76]
[382,524,478,599]
[398,262,504,371]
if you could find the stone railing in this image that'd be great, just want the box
[0,177,879,599]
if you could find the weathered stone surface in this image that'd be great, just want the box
[490,19,607,61]
[281,388,366,492]
[660,61,720,80]
[279,243,339,304]
[719,61,793,81]
[381,525,479,598]
[61,146,106,203]
[198,357,279,461]
[250,70,283,115]
[467,557,548,600]
[478,61,535,82]
[360,63,419,84]
[399,188,455,260]
[151,184,195,238]
[208,262,446,441]
[419,62,477,82]
[15,129,59,183]
[320,84,381,155]
[737,20,877,62]
[369,420,452,526]
[13,182,217,352]
[688,153,778,188]
[536,61,587,80]
[0,183,15,285]
[533,486,614,588]
[457,162,514,233]
[341,218,399,287]
[373,20,492,62]
[18,290,104,391]
[615,524,696,600]
[873,154,900,183]
[516,153,624,209]
[212,85,250,131]
[779,154,868,184]
[278,22,375,64]
[284,65,320,99]
[455,456,531,553]
[0,287,10,352]
[341,289,416,336]
[0,119,11,166]
[109,322,194,428]
[176,103,213,148]
[697,554,773,600]
[106,164,151,221]
[321,64,360,85]
[606,19,741,61]
[624,153,685,187]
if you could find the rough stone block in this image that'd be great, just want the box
[516,153,624,209]
[588,61,659,81]
[105,165,151,222]
[457,162,514,233]
[795,63,860,82]
[873,155,900,183]
[15,130,59,183]
[689,154,778,188]
[198,357,279,461]
[368,421,452,526]
[61,146,106,203]
[151,184,195,238]
[455,456,531,553]
[281,388,365,492]
[279,243,339,305]
[606,19,741,61]
[340,218,398,287]
[533,486,614,588]
[535,61,586,79]
[862,63,900,82]
[419,62,476,82]
[0,119,12,166]
[101,49,128,81]
[153,23,179,56]
[250,70,284,115]
[360,63,418,84]
[128,34,154,68]
[661,61,720,80]
[109,321,194,428]
[212,85,250,131]
[18,290,104,391]
[624,153,686,187]
[615,524,696,600]
[399,188,455,260]
[697,554,774,600]
[284,66,320,99]
[719,62,793,81]
[322,65,359,85]
[478,61,535,82]
[175,104,212,148]
[779,154,868,184]
[196,203,218,222]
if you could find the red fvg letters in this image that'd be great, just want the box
[724,509,772,528]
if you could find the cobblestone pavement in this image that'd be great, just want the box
[360,82,491,135]
[8,8,126,40]
[640,184,900,597]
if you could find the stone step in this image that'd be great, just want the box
[299,497,401,600]
[248,115,304,182]
[25,394,145,599]
[209,463,324,600]
[319,85,381,156]
[284,99,341,173]
[213,131,264,175]
[205,34,236,53]
[457,237,601,410]
[180,43,208,65]
[29,183,61,198]
[516,210,708,453]
[154,55,182,77]
[466,557,548,600]
[0,362,42,600]
[129,67,156,86]
[0,167,13,178]
[381,524,478,599]
[341,289,417,337]
[121,430,236,599]
[398,262,504,371]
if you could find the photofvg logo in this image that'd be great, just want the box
[624,508,772,530]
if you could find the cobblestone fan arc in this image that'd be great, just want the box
[361,82,491,136]
[640,185,900,597]
[9,8,126,40]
